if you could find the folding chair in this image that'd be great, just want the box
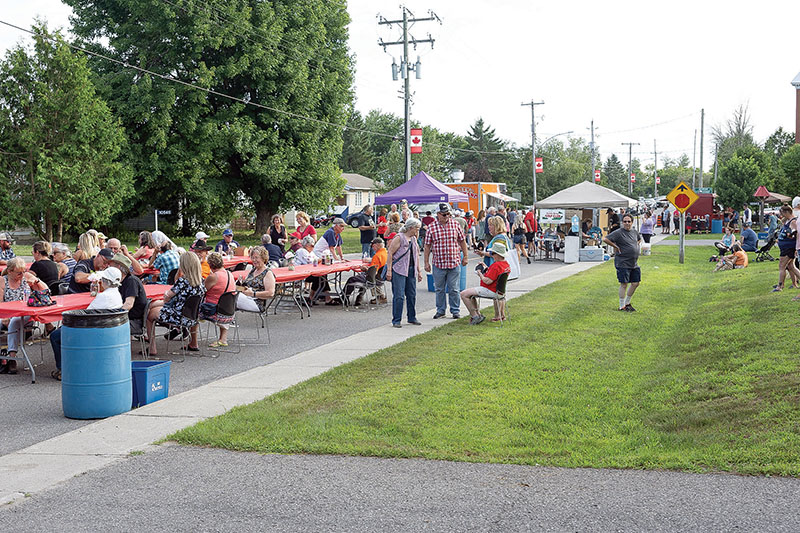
[203,291,240,356]
[475,272,509,326]
[236,297,271,345]
[154,294,203,362]
[131,299,151,359]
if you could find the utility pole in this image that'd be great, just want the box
[589,119,596,182]
[521,100,545,205]
[378,8,440,182]
[691,129,697,189]
[713,143,719,189]
[653,140,659,198]
[698,108,705,188]
[621,142,639,195]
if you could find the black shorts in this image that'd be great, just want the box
[525,232,535,242]
[616,266,641,284]
[780,247,796,258]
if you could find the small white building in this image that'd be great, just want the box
[285,173,379,228]
[336,173,379,212]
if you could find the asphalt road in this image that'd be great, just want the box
[1,253,562,456]
[3,445,799,532]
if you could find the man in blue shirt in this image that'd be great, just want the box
[313,218,346,261]
[740,222,758,252]
[215,229,240,256]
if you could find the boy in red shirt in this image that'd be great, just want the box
[460,241,511,324]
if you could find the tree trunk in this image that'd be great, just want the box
[57,215,63,243]
[44,208,53,242]
[254,196,277,237]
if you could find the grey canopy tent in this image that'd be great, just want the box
[536,181,637,209]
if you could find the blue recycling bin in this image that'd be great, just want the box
[61,309,132,419]
[711,219,723,234]
[426,265,467,293]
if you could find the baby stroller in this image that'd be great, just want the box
[755,234,777,262]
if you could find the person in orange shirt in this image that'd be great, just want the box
[714,243,749,271]
[344,237,388,305]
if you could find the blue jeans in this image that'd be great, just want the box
[361,243,374,257]
[391,264,417,325]
[433,266,461,315]
[50,327,63,370]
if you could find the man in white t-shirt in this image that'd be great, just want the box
[49,267,123,381]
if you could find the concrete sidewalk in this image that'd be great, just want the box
[0,260,601,506]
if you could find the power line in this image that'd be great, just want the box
[599,111,700,135]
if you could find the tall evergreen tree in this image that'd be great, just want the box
[0,22,132,240]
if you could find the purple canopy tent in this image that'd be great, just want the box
[374,171,469,206]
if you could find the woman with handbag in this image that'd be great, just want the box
[385,218,423,328]
[0,257,48,374]
[201,253,237,348]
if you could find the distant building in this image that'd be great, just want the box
[336,173,378,212]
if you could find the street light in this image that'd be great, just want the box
[540,131,574,147]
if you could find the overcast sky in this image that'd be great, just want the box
[3,0,800,172]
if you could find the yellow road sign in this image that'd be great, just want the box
[666,181,699,213]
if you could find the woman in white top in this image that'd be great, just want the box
[89,267,123,309]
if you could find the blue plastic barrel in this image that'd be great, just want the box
[426,266,467,293]
[711,219,723,233]
[62,309,132,419]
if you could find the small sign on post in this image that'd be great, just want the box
[667,181,699,264]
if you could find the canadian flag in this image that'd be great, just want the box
[594,169,601,182]
[535,157,543,173]
[655,176,661,185]
[410,128,422,154]
[630,173,636,183]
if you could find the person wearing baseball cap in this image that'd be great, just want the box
[215,229,240,256]
[461,241,511,325]
[50,265,124,381]
[192,230,210,250]
[424,202,469,319]
[191,239,214,278]
[68,248,113,293]
[288,231,303,253]
[110,253,149,334]
[0,232,16,267]
[313,218,346,261]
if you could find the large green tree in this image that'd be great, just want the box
[716,153,764,209]
[780,144,800,198]
[0,23,132,240]
[66,0,353,234]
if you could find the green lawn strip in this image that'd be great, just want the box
[170,247,800,475]
[663,233,724,241]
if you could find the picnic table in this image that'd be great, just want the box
[232,260,365,318]
[0,284,171,383]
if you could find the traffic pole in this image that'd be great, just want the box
[679,212,685,264]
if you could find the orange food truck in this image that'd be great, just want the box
[446,182,517,214]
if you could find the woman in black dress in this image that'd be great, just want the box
[269,214,287,254]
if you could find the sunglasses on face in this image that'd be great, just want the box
[440,213,451,217]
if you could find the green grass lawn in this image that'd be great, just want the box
[171,246,800,475]
[12,227,364,257]
[663,233,723,240]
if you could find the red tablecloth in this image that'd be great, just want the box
[0,284,171,322]
[232,261,364,283]
[141,256,251,276]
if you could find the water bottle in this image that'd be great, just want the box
[90,279,99,297]
[362,252,370,263]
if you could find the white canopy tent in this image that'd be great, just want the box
[536,181,637,209]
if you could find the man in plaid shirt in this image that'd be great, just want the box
[424,203,469,319]
[0,232,16,267]
[151,241,180,284]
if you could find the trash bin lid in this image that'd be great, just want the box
[62,308,129,328]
